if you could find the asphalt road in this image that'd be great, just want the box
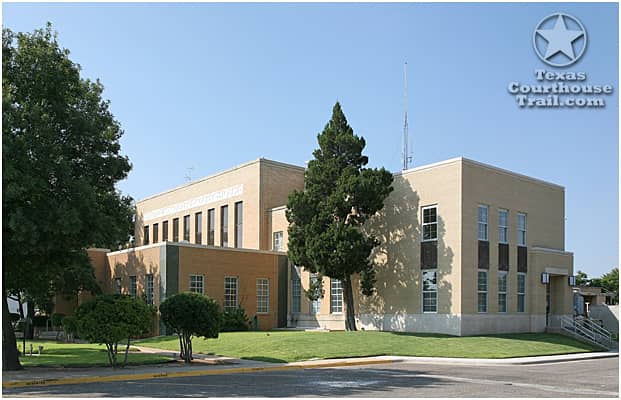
[4,357,618,397]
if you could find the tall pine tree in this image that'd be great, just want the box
[286,102,393,330]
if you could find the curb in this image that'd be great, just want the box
[2,359,394,389]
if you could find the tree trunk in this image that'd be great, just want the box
[122,338,130,367]
[342,275,357,331]
[3,277,23,370]
[26,302,35,339]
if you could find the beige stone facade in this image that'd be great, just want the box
[60,156,574,337]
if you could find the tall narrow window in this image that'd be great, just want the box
[153,223,159,244]
[330,279,343,313]
[234,201,243,248]
[220,205,229,247]
[183,214,190,241]
[478,205,488,241]
[114,278,122,294]
[517,273,526,312]
[517,213,527,246]
[143,226,150,245]
[310,274,321,314]
[273,231,284,251]
[129,276,137,298]
[224,276,238,312]
[162,220,169,242]
[477,270,488,313]
[498,271,508,312]
[207,208,215,246]
[256,278,269,313]
[145,274,154,305]
[422,270,438,313]
[195,212,202,244]
[189,274,204,294]
[422,206,438,241]
[498,209,508,243]
[172,218,179,242]
[291,278,301,313]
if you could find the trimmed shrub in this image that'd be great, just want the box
[221,307,249,332]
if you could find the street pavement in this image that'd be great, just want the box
[3,356,618,397]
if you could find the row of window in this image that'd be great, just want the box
[422,205,527,246]
[189,274,270,314]
[290,276,344,314]
[114,274,155,305]
[477,270,526,313]
[143,202,243,248]
[478,205,527,246]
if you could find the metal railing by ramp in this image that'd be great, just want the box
[560,315,617,350]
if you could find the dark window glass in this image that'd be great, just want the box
[143,226,150,245]
[153,223,159,244]
[234,202,243,248]
[183,215,190,241]
[162,220,168,241]
[207,209,215,246]
[221,205,229,247]
[173,218,179,242]
[195,212,202,244]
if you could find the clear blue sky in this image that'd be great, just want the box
[3,2,618,278]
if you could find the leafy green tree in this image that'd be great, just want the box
[159,292,222,363]
[61,315,78,343]
[75,295,154,368]
[591,268,619,304]
[286,102,394,331]
[2,24,133,370]
[575,270,589,286]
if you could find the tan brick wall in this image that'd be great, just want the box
[267,206,289,252]
[177,246,281,330]
[259,161,304,249]
[135,161,261,250]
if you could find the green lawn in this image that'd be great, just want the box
[16,340,173,368]
[137,331,600,363]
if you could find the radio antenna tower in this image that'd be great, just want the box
[402,62,412,170]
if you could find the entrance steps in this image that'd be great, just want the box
[560,315,618,350]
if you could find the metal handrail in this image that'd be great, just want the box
[561,315,614,349]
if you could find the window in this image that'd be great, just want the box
[195,212,202,244]
[422,206,438,241]
[234,202,243,248]
[310,274,321,314]
[256,278,269,313]
[207,209,215,246]
[145,274,154,305]
[517,273,526,312]
[143,226,150,245]
[498,209,508,243]
[152,223,159,244]
[173,218,179,242]
[478,205,488,241]
[162,220,169,242]
[114,278,122,294]
[129,276,137,298]
[477,270,488,313]
[189,274,204,294]
[221,205,229,247]
[224,276,238,312]
[498,271,508,312]
[291,278,301,313]
[273,231,284,251]
[183,214,190,241]
[517,213,527,246]
[422,270,438,312]
[330,279,343,313]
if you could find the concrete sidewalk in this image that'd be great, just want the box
[2,347,618,389]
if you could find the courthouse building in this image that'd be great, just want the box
[78,156,574,336]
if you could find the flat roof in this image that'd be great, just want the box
[137,158,305,204]
[396,157,564,190]
[138,156,563,204]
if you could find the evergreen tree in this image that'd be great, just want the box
[286,102,393,330]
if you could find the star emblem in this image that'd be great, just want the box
[533,13,587,67]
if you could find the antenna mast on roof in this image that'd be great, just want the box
[402,62,412,170]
